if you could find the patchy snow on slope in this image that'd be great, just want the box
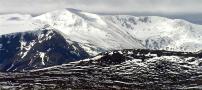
[20,40,36,59]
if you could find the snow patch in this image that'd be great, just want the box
[20,41,36,59]
[39,52,46,65]
[0,44,2,48]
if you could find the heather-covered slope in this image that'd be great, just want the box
[1,49,202,89]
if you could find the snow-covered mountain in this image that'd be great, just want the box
[103,15,202,52]
[2,8,202,89]
[1,8,202,71]
[32,9,145,55]
[1,8,202,54]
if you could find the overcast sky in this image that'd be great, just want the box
[0,0,202,24]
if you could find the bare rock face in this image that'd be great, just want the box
[1,49,202,89]
[0,29,89,71]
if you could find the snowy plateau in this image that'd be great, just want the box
[1,8,202,89]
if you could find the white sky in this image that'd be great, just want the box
[0,0,202,24]
[0,0,201,14]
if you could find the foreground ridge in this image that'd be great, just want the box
[1,49,202,89]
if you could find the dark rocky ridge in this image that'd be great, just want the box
[0,29,90,71]
[0,49,202,89]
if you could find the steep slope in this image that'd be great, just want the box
[0,29,89,71]
[1,49,202,89]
